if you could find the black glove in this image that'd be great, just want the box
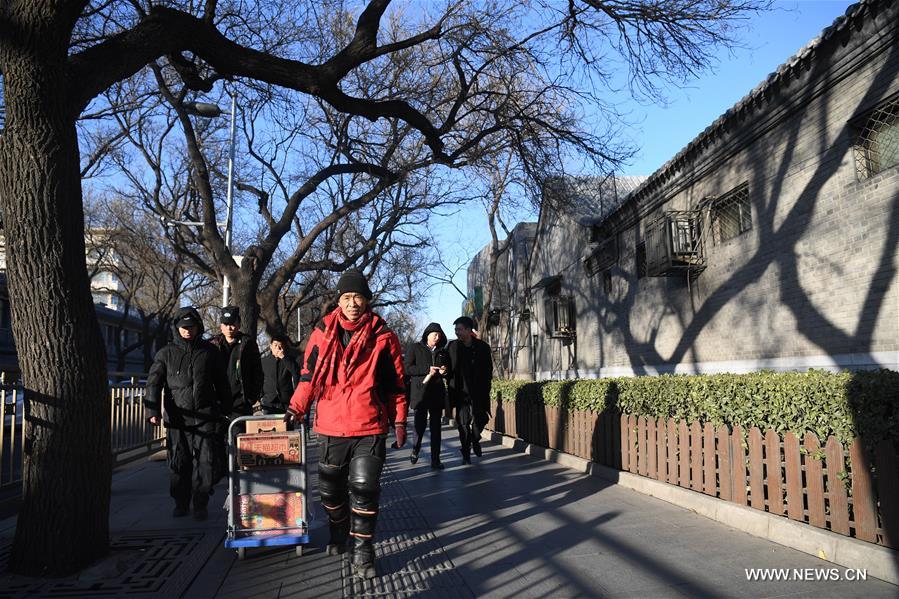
[283,408,300,430]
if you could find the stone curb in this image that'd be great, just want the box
[483,430,899,586]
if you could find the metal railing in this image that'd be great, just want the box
[109,375,167,467]
[1,371,24,492]
[1,371,164,492]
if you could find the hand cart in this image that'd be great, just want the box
[224,415,310,560]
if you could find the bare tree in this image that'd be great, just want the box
[85,198,213,370]
[0,0,770,574]
[101,43,465,339]
[474,152,523,343]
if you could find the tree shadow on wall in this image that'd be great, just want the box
[846,370,899,553]
[590,382,622,470]
[593,24,899,381]
[590,28,899,571]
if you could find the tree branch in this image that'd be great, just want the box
[68,6,450,159]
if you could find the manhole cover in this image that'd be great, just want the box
[0,529,220,598]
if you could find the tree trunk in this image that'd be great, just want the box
[115,325,126,372]
[257,288,287,339]
[229,268,262,339]
[0,26,111,575]
[141,317,155,371]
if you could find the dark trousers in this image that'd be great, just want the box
[212,421,229,485]
[456,404,489,457]
[413,403,443,462]
[168,428,215,509]
[318,434,386,544]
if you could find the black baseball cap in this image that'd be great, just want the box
[221,306,240,325]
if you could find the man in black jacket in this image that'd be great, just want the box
[210,306,264,484]
[260,334,299,414]
[447,316,493,464]
[145,306,231,520]
[210,306,264,417]
[404,322,450,470]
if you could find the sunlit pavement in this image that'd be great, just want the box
[0,426,896,598]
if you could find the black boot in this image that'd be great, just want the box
[327,519,350,556]
[347,454,381,577]
[351,538,377,579]
[319,461,351,556]
[410,437,422,464]
[472,438,482,457]
[192,493,209,521]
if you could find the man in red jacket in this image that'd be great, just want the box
[285,269,407,579]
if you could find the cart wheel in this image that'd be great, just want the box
[236,547,246,560]
[295,545,303,557]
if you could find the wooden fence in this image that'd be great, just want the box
[486,401,899,549]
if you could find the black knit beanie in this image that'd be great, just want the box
[336,268,372,300]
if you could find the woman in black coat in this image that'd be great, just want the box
[403,322,451,469]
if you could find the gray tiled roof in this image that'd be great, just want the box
[548,175,648,225]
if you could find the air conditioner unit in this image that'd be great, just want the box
[645,210,705,277]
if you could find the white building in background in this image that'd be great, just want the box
[0,230,125,312]
[465,222,538,377]
[85,229,126,312]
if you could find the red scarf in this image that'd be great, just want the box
[310,307,377,395]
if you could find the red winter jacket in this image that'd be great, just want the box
[288,308,407,437]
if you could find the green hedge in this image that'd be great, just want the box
[490,369,899,444]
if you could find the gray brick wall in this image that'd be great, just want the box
[502,3,899,379]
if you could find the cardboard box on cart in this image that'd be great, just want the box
[245,418,287,434]
[237,431,302,468]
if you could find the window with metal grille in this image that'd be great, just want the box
[710,183,751,244]
[853,97,899,179]
[543,295,575,337]
[584,237,617,277]
[636,242,646,279]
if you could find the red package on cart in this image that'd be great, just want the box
[236,431,302,468]
[238,492,304,537]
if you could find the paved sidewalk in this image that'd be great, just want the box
[0,426,896,598]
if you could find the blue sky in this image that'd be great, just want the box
[420,0,855,340]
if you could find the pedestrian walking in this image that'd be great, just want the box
[447,316,493,464]
[284,269,407,579]
[210,306,264,417]
[260,333,299,414]
[145,306,231,520]
[404,322,450,470]
[210,306,264,482]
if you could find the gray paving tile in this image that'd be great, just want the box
[395,431,898,599]
[1,424,896,599]
[0,528,222,598]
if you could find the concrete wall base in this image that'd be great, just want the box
[483,430,899,585]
